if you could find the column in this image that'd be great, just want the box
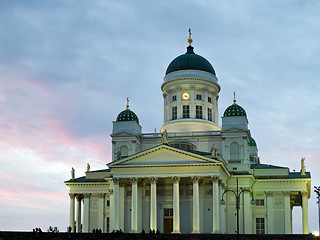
[76,195,82,233]
[131,178,138,233]
[283,192,291,234]
[113,178,120,231]
[83,193,90,233]
[243,191,253,234]
[119,183,125,231]
[192,177,200,233]
[266,192,274,234]
[98,193,105,232]
[109,189,114,232]
[212,177,220,233]
[302,191,309,234]
[150,177,157,231]
[172,177,180,233]
[69,193,75,233]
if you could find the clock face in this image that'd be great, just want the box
[182,92,190,100]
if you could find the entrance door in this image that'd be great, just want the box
[163,208,173,233]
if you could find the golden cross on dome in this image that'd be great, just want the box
[233,91,237,104]
[188,28,193,46]
[126,97,130,109]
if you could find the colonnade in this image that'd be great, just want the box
[111,176,226,233]
[68,193,107,233]
[68,183,309,234]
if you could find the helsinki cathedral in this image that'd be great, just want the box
[65,31,311,234]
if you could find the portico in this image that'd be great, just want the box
[109,175,226,233]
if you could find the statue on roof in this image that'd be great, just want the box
[161,130,169,144]
[86,163,90,172]
[71,167,75,179]
[115,148,121,160]
[211,144,218,158]
[301,157,306,176]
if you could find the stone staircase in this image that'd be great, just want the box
[0,232,315,240]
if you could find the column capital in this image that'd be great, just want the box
[76,194,83,200]
[150,177,158,183]
[192,176,199,183]
[112,178,120,184]
[301,191,308,197]
[211,176,219,182]
[83,193,90,198]
[131,177,138,183]
[283,191,291,197]
[265,191,273,197]
[98,193,106,198]
[69,193,75,198]
[172,176,180,183]
[109,189,114,194]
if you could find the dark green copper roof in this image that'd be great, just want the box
[249,138,257,146]
[223,103,247,117]
[165,46,216,75]
[116,109,139,123]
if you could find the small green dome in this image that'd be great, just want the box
[223,103,247,117]
[165,46,216,75]
[249,138,257,146]
[116,109,139,123]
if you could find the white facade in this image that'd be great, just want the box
[65,39,311,235]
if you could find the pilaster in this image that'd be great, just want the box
[98,193,106,232]
[266,191,273,234]
[283,191,291,234]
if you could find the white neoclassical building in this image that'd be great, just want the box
[65,33,311,235]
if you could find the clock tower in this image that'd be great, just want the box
[161,30,221,133]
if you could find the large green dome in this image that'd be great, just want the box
[165,46,216,75]
[116,109,139,123]
[223,103,247,117]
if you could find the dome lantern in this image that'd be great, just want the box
[116,97,139,123]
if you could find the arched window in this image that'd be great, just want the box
[120,145,128,157]
[230,142,240,161]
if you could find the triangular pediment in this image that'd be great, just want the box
[111,131,140,137]
[108,144,222,168]
[222,127,249,134]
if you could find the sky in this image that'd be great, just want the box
[0,0,320,233]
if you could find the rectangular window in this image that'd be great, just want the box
[172,95,176,101]
[208,108,212,121]
[183,105,190,118]
[106,217,110,233]
[256,218,265,234]
[208,96,212,103]
[172,106,177,120]
[196,105,202,119]
[196,94,202,100]
[255,199,265,206]
[164,208,173,217]
[106,200,110,207]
